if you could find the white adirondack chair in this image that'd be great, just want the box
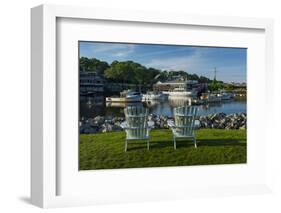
[121,106,152,152]
[168,106,198,149]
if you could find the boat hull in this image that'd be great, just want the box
[142,94,167,101]
[106,96,141,102]
[163,91,197,98]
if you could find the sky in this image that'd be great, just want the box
[79,41,247,83]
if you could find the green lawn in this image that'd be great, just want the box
[79,129,247,170]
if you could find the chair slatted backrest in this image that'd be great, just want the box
[124,106,148,139]
[173,106,198,136]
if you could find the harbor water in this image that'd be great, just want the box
[80,95,246,120]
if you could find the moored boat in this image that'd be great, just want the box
[163,87,198,98]
[142,91,167,101]
[106,90,142,102]
[106,102,143,108]
[201,93,222,103]
[217,92,234,100]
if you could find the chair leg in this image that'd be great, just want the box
[125,139,128,152]
[193,137,197,148]
[173,136,177,150]
[147,139,150,150]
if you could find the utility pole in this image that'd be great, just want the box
[214,67,217,81]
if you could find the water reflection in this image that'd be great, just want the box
[80,95,246,120]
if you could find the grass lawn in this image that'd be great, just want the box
[79,129,247,170]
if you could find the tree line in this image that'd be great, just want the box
[80,57,216,85]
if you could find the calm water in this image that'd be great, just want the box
[80,96,246,120]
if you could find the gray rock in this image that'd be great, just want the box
[101,123,122,133]
[80,112,247,134]
[80,123,98,134]
[198,112,247,130]
[93,116,105,125]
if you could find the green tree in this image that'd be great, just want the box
[209,81,224,91]
[79,57,109,75]
[104,61,149,84]
[199,76,211,83]
[80,57,223,87]
[224,84,235,91]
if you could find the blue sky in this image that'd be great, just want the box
[79,41,247,83]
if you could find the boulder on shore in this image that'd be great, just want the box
[80,112,247,134]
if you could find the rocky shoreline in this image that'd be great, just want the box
[198,112,246,130]
[80,112,247,134]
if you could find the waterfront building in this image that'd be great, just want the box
[153,80,207,93]
[80,70,105,94]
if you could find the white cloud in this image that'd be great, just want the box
[143,48,246,82]
[82,42,135,58]
[145,49,207,72]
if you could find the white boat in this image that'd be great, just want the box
[163,87,197,98]
[217,92,234,100]
[208,94,222,103]
[142,91,167,101]
[106,102,143,108]
[106,90,142,102]
[201,93,222,103]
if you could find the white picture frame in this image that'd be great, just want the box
[31,4,274,208]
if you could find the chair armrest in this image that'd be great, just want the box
[167,119,175,128]
[121,121,155,130]
[120,121,128,129]
[147,121,155,129]
[194,120,200,129]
